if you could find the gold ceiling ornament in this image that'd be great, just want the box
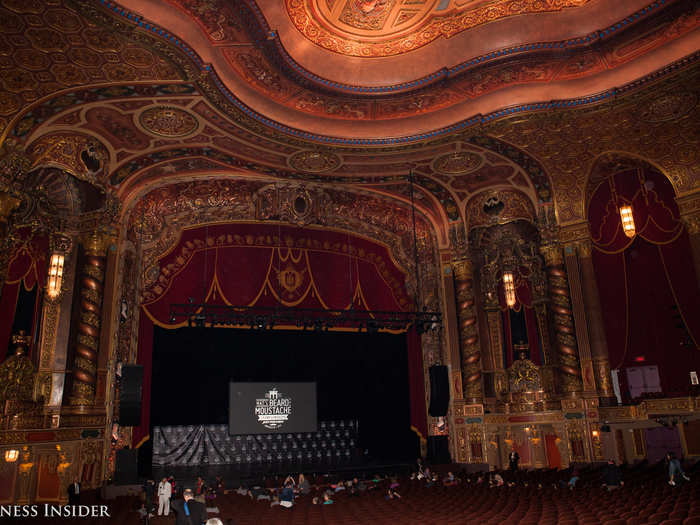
[288,150,342,173]
[432,151,483,176]
[138,106,200,138]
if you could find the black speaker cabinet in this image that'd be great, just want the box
[119,365,143,427]
[428,365,450,417]
[114,449,138,485]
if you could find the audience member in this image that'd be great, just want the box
[602,459,624,491]
[171,488,207,525]
[666,452,690,486]
[157,477,172,516]
[297,473,310,495]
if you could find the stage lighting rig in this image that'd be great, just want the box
[169,303,441,334]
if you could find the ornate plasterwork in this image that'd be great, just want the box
[138,106,199,137]
[288,150,342,173]
[466,188,536,231]
[485,63,700,224]
[433,151,483,176]
[125,178,438,302]
[286,0,591,57]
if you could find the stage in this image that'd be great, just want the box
[149,458,415,489]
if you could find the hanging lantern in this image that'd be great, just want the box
[4,449,19,462]
[503,271,516,308]
[619,205,636,238]
[46,253,65,299]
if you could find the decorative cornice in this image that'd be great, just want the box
[259,0,678,96]
[90,0,700,146]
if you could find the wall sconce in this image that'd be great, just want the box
[592,430,600,438]
[503,271,516,308]
[46,253,65,300]
[5,449,19,462]
[619,205,636,238]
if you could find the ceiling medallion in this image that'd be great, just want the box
[432,151,483,175]
[638,92,697,123]
[288,150,342,173]
[138,106,199,137]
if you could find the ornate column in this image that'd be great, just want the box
[70,231,111,406]
[540,243,582,395]
[575,239,616,404]
[677,192,700,289]
[453,258,482,403]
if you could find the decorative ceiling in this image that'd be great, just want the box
[285,0,592,57]
[0,0,698,249]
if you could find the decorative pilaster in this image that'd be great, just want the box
[70,231,111,406]
[677,193,700,289]
[575,239,616,405]
[453,258,482,403]
[540,243,582,395]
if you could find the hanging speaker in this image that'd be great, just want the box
[119,365,143,427]
[428,365,450,417]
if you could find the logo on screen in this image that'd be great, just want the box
[255,388,292,429]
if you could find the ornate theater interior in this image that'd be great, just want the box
[0,0,699,512]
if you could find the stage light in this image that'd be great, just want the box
[503,271,516,308]
[46,253,65,300]
[619,205,636,238]
[4,449,18,462]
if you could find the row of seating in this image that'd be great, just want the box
[205,460,699,525]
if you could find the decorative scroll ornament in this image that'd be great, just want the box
[508,352,542,393]
[139,106,199,137]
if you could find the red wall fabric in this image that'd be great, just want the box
[589,169,700,397]
[134,222,426,447]
[0,229,48,361]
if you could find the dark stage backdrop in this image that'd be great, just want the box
[151,327,418,461]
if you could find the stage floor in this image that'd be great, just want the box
[150,458,413,489]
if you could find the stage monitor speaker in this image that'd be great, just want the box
[119,365,143,427]
[428,365,450,417]
[114,449,138,485]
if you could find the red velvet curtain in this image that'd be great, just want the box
[134,223,425,447]
[498,269,543,367]
[0,229,48,361]
[589,169,700,397]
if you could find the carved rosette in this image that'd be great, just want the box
[454,258,482,402]
[70,232,111,406]
[540,243,582,394]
